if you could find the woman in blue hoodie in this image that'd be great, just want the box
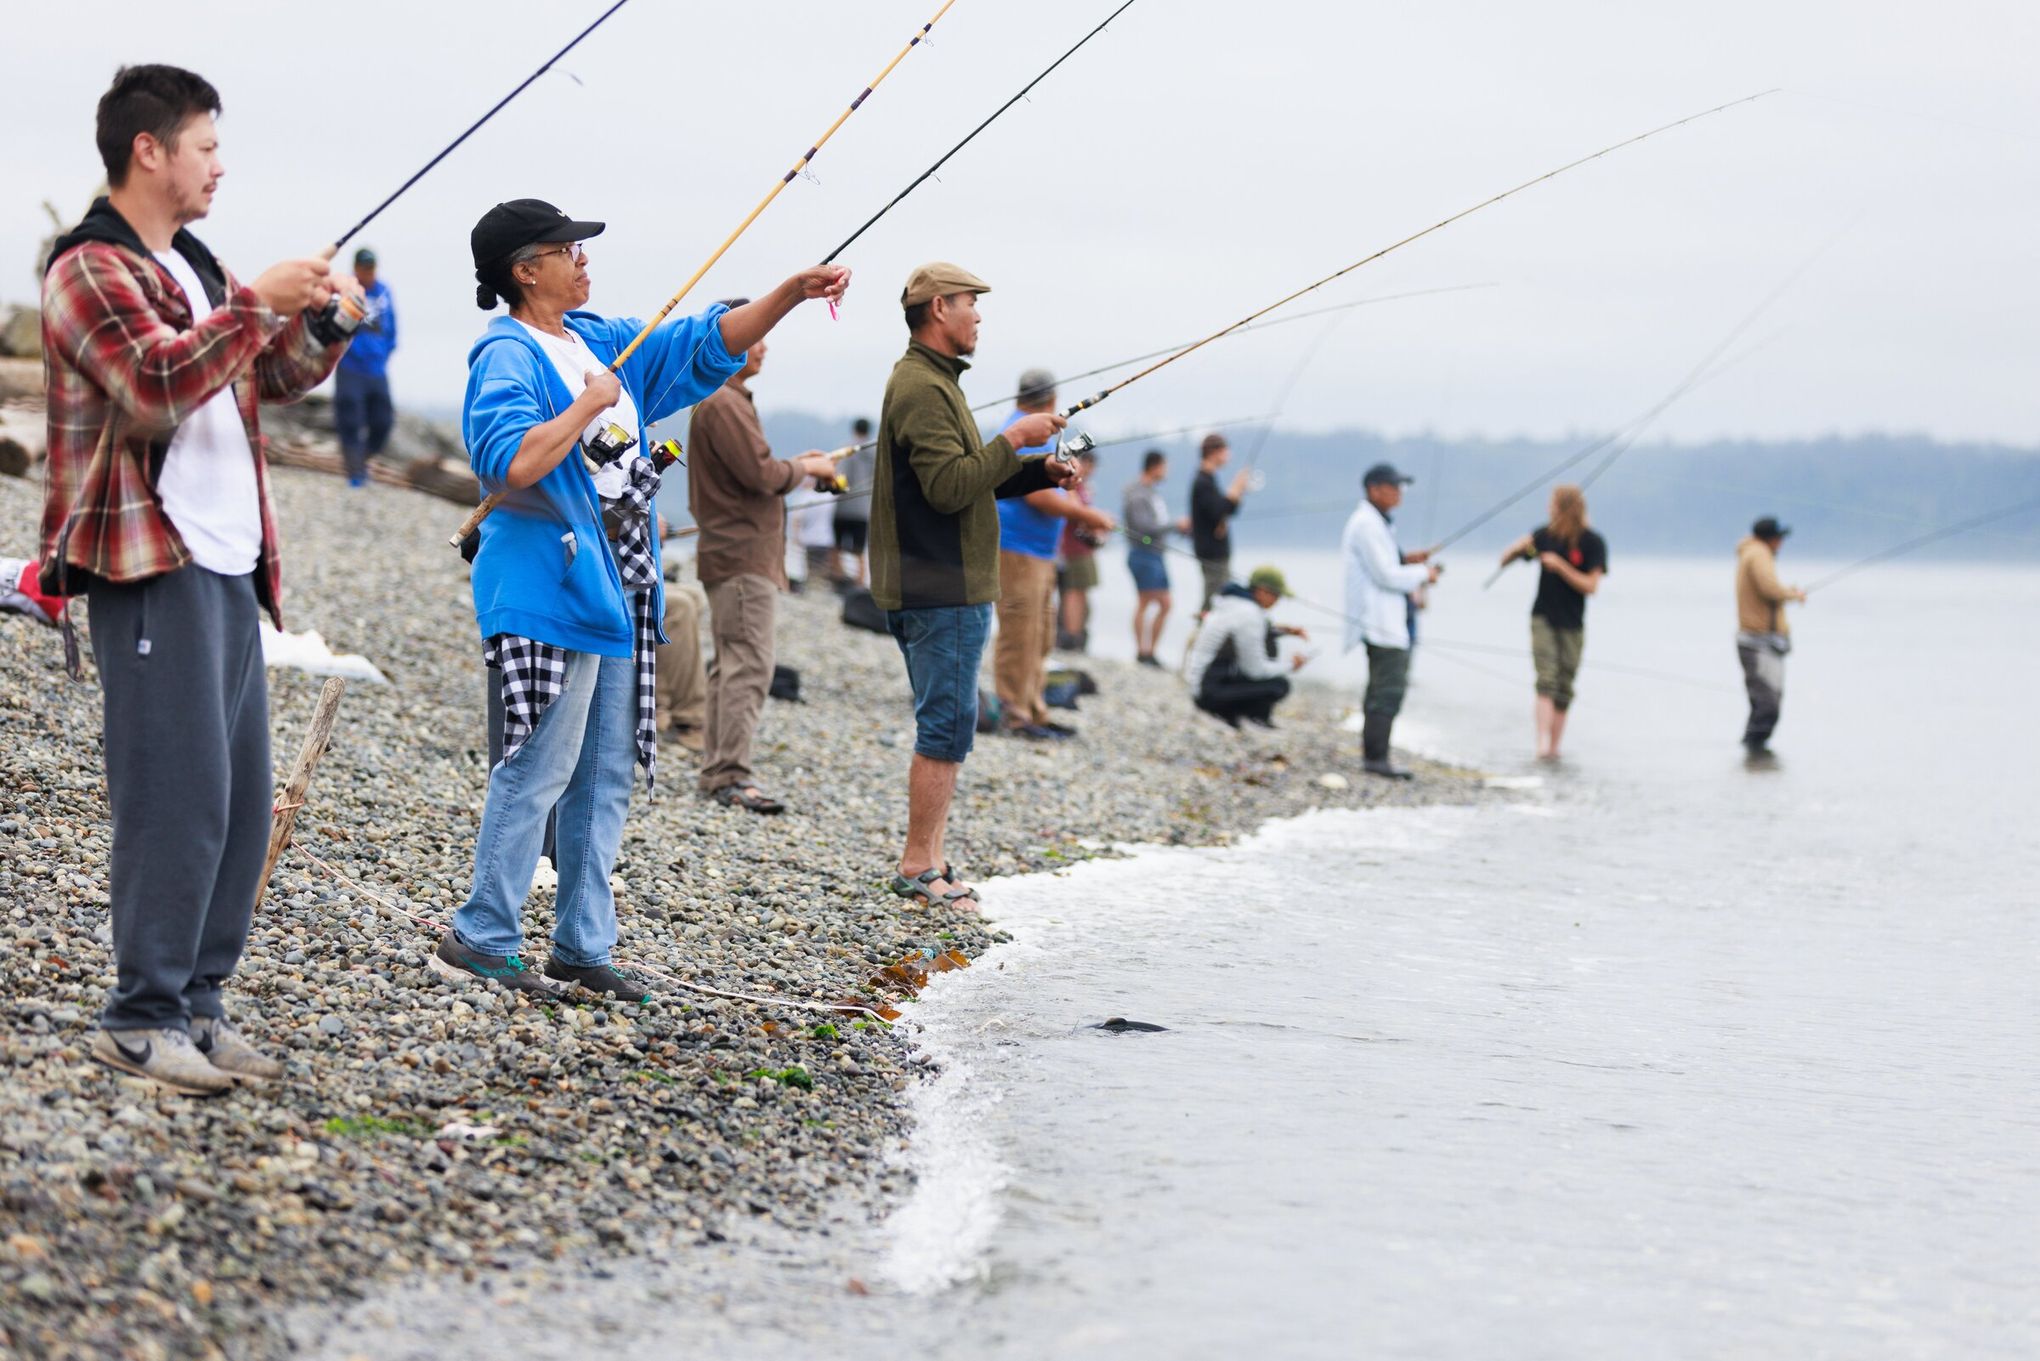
[435,198,849,999]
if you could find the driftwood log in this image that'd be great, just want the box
[0,406,45,478]
[258,676,346,905]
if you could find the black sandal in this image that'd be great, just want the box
[940,863,977,903]
[711,785,785,815]
[890,868,977,908]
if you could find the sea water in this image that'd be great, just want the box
[311,557,2040,1359]
[860,556,2040,1358]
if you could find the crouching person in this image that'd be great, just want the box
[42,65,352,1094]
[1185,566,1307,729]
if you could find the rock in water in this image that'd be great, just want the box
[1090,1017,1167,1033]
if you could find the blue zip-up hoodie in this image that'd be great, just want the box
[337,279,397,376]
[462,305,741,656]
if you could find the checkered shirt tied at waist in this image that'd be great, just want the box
[486,454,666,787]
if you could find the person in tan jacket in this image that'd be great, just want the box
[687,307,837,813]
[1735,516,1806,754]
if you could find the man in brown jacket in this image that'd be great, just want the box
[1735,516,1805,755]
[686,308,835,812]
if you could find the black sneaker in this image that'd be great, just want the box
[543,958,652,1002]
[1362,757,1415,781]
[1136,654,1163,669]
[1041,720,1079,737]
[428,931,563,994]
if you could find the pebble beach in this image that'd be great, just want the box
[0,461,1481,1360]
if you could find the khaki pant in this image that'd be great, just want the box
[655,581,708,742]
[1198,557,1230,612]
[701,574,777,793]
[994,551,1056,728]
[1529,616,1584,711]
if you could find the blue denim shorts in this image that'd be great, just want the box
[1127,547,1170,594]
[886,603,992,763]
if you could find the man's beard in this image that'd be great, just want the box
[174,183,214,224]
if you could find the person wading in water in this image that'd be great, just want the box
[1497,484,1607,760]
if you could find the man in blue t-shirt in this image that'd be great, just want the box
[333,247,397,488]
[993,368,1115,738]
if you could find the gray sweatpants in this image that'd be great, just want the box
[87,567,271,1031]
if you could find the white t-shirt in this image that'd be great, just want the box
[513,319,642,498]
[153,250,262,576]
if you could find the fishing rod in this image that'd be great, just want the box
[1209,340,1768,539]
[988,283,1497,419]
[792,284,1493,475]
[1458,218,1855,581]
[1802,495,2040,594]
[818,0,1141,264]
[1114,521,1729,692]
[678,411,1280,520]
[1050,91,1778,425]
[311,0,640,344]
[332,0,635,250]
[450,0,960,547]
[1429,314,1789,565]
[1574,219,1857,493]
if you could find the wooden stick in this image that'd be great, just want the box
[258,677,346,904]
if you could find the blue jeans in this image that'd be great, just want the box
[1127,547,1169,594]
[455,649,636,965]
[333,367,393,481]
[886,604,992,763]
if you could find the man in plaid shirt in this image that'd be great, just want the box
[41,64,349,1096]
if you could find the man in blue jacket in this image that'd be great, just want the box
[334,246,395,487]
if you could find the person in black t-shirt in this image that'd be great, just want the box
[1189,433,1251,611]
[1498,484,1607,759]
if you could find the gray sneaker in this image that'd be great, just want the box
[91,1027,234,1097]
[192,1015,284,1084]
[428,931,563,995]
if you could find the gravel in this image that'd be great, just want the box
[0,463,1483,1359]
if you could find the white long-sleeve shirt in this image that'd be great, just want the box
[1186,590,1285,691]
[1341,500,1430,651]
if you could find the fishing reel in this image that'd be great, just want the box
[650,438,685,472]
[813,471,849,494]
[1050,429,1096,472]
[304,290,368,346]
[583,420,639,468]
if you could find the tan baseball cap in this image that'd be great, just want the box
[901,261,991,307]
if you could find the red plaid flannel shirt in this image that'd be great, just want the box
[38,239,341,626]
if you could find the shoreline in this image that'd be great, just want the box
[0,465,1488,1360]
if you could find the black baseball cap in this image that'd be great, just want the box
[1752,516,1791,540]
[353,247,377,267]
[470,198,606,272]
[1362,462,1414,488]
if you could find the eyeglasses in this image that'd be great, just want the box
[526,243,585,264]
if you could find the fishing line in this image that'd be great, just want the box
[334,0,636,249]
[1238,315,1348,479]
[818,0,1142,264]
[1110,520,1731,693]
[664,411,1281,537]
[1573,217,1858,492]
[1424,332,1781,559]
[1802,495,2040,594]
[1052,91,1779,424]
[452,0,961,546]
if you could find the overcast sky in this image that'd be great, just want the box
[4,0,2035,447]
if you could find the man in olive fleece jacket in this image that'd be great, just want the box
[871,263,1072,909]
